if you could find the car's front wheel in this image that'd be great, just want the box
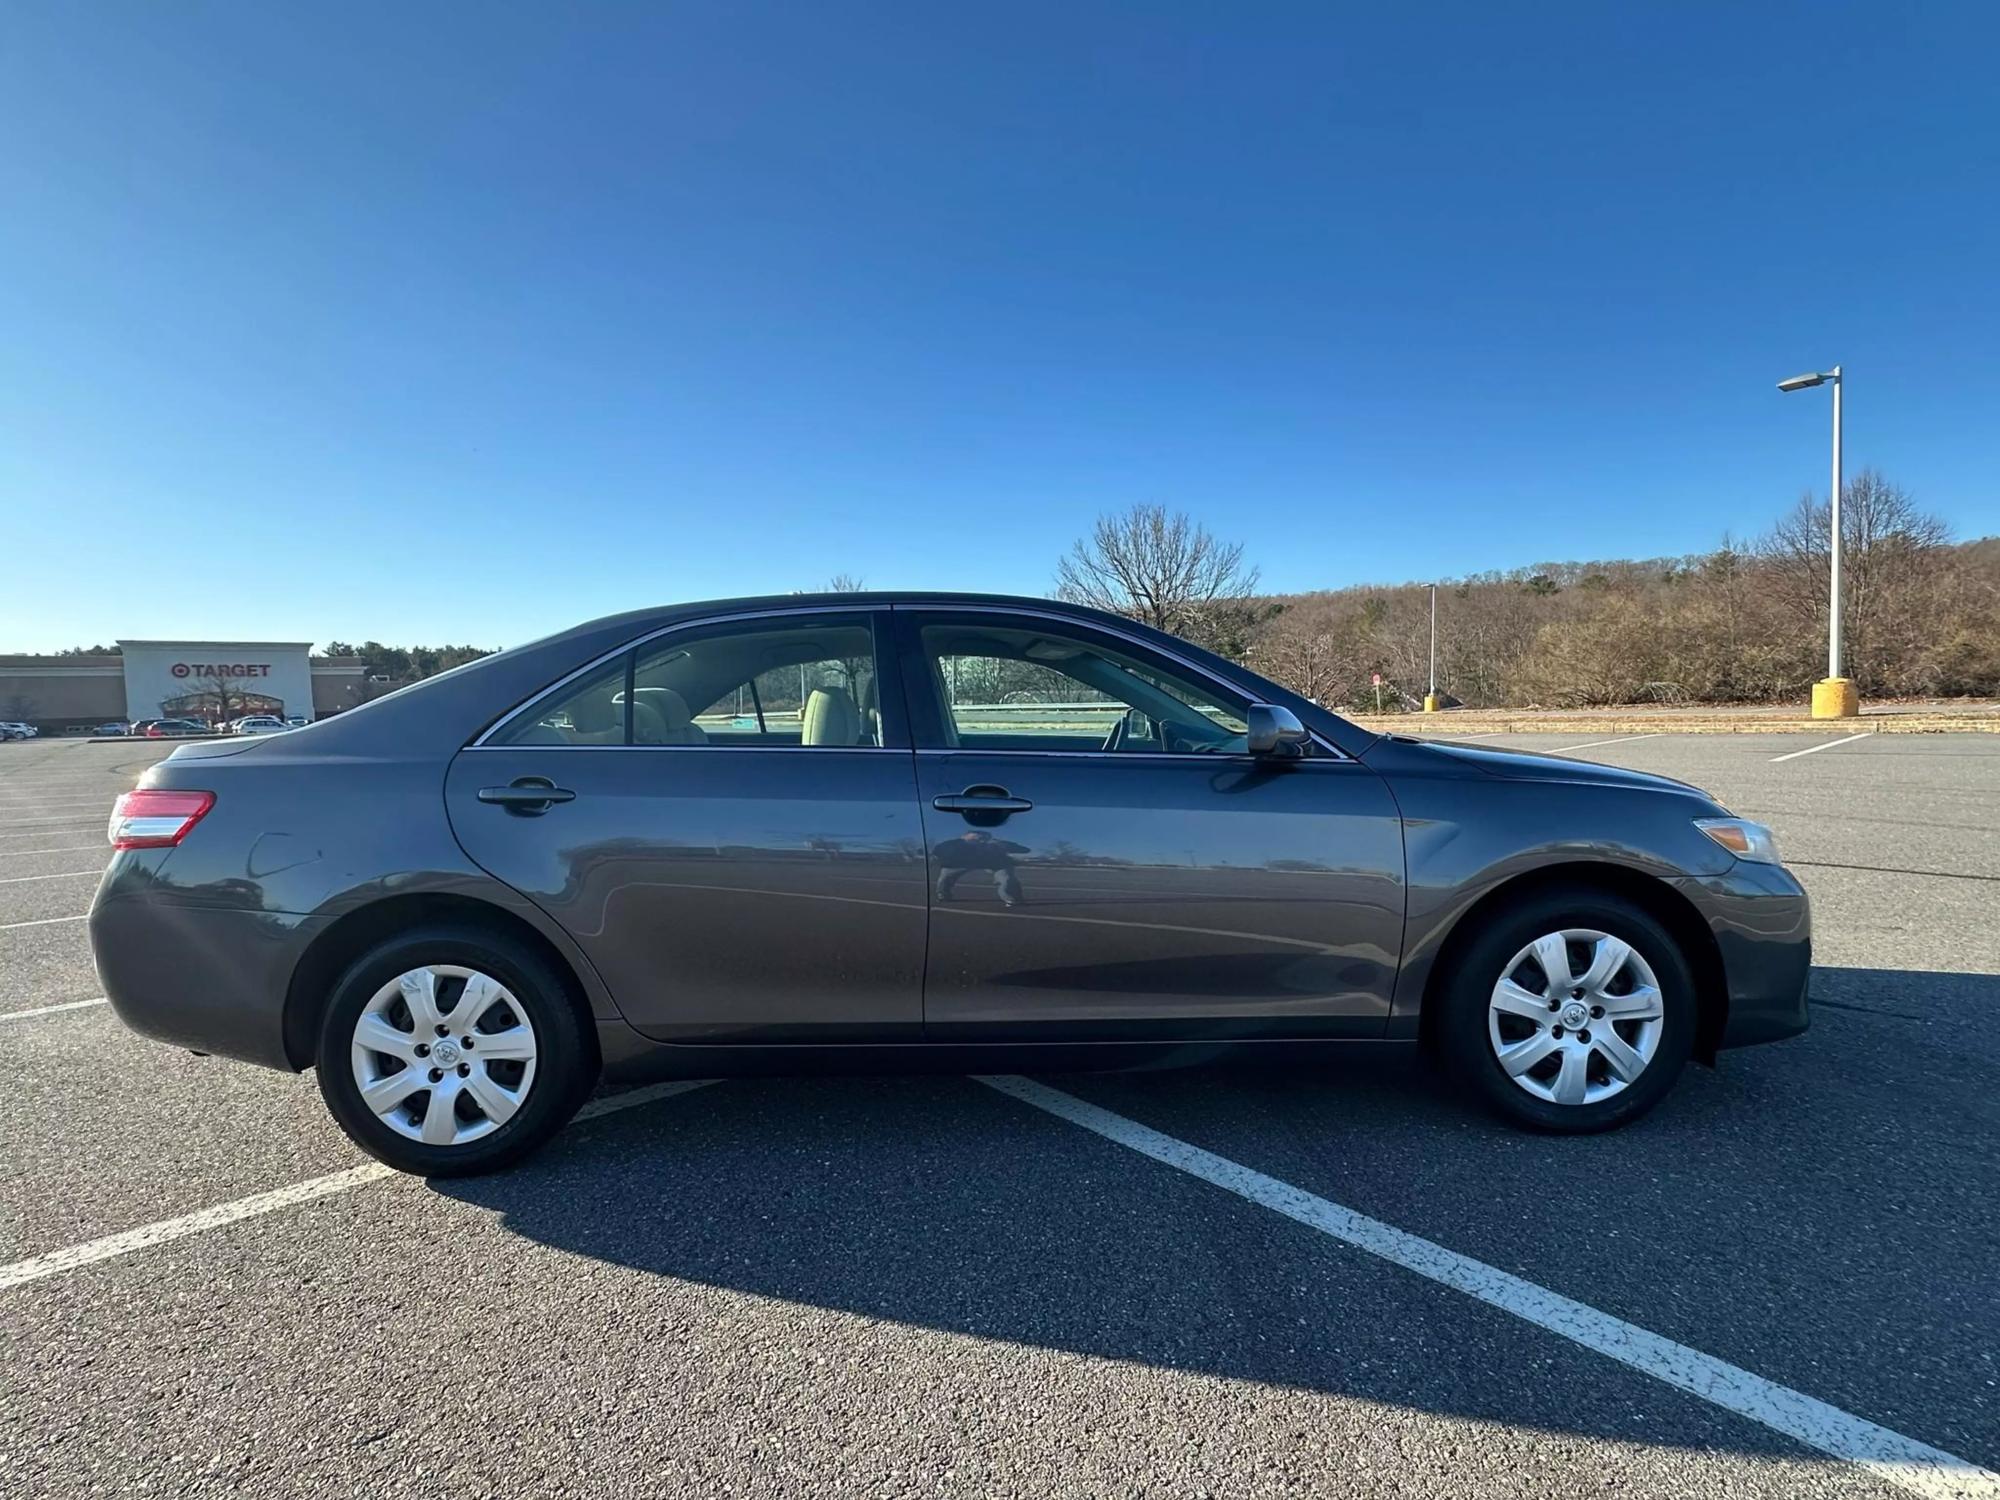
[1437,887,1696,1132]
[316,926,595,1176]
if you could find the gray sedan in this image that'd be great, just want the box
[90,593,1809,1176]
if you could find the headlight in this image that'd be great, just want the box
[1695,817,1781,864]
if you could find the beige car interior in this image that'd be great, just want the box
[801,686,861,747]
[630,688,707,745]
[561,689,628,745]
[508,620,884,748]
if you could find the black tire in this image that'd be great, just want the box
[316,925,596,1176]
[1435,886,1696,1133]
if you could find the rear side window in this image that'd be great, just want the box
[636,618,881,747]
[489,614,886,748]
[488,657,630,746]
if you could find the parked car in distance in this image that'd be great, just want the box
[0,721,37,741]
[94,721,129,736]
[91,592,1811,1177]
[230,715,289,736]
[131,719,163,736]
[144,719,210,738]
[286,715,311,728]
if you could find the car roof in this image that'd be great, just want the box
[469,592,1200,686]
[543,590,1134,640]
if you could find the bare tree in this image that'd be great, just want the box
[825,574,868,593]
[1252,607,1352,706]
[1760,470,1952,693]
[171,668,278,727]
[1054,505,1261,651]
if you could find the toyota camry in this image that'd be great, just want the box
[90,593,1809,1175]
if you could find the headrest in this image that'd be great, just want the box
[569,691,618,734]
[640,687,693,729]
[803,686,860,746]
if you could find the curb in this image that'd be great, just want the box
[1350,717,2000,735]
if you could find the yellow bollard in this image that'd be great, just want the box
[1810,678,1859,719]
[1423,694,1441,713]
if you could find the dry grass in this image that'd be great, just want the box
[1350,704,2000,735]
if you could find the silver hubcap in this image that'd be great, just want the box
[1487,929,1664,1106]
[350,965,539,1146]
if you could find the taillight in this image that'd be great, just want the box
[108,789,215,849]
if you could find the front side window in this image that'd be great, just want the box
[490,614,885,748]
[917,621,1251,754]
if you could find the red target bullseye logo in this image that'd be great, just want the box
[171,663,191,678]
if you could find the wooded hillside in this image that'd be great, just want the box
[1244,474,1999,709]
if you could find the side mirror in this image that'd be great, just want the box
[1245,703,1309,757]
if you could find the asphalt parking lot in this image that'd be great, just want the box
[2,732,1996,1498]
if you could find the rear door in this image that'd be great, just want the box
[446,607,929,1041]
[897,608,1406,1041]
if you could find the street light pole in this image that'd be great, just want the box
[1423,583,1439,713]
[1777,364,1855,718]
[1827,364,1843,681]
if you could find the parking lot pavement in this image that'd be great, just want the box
[3,735,1997,1498]
[0,847,111,882]
[0,1005,347,1261]
[0,922,103,1005]
[0,872,108,926]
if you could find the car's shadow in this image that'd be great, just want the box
[433,965,1999,1465]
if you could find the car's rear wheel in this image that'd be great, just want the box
[316,926,595,1176]
[1437,887,1695,1132]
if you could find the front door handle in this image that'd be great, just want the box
[477,778,576,815]
[933,785,1033,816]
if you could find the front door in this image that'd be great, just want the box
[897,609,1405,1041]
[446,608,928,1042]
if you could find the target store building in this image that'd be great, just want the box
[122,641,322,724]
[0,641,371,732]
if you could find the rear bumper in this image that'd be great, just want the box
[90,892,321,1071]
[1674,863,1811,1050]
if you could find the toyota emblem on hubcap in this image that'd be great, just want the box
[1560,1002,1589,1029]
[432,1038,461,1067]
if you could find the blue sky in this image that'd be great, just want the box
[2,2,1995,652]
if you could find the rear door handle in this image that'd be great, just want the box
[933,785,1033,816]
[477,778,576,815]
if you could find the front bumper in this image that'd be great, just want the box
[91,892,323,1071]
[1673,861,1812,1049]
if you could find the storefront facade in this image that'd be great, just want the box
[0,643,370,732]
[117,641,325,725]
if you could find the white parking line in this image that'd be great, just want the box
[0,913,87,931]
[0,869,99,885]
[1771,732,1876,763]
[979,1076,1997,1500]
[0,845,102,858]
[0,1167,402,1292]
[1553,732,1665,752]
[0,996,108,1022]
[0,1080,716,1292]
